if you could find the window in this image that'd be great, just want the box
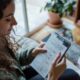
[12,0,29,38]
[26,0,48,32]
[12,0,49,40]
[11,0,28,39]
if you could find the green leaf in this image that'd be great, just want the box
[41,0,76,17]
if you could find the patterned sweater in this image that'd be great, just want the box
[0,36,38,80]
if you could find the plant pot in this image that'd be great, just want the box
[48,12,61,24]
[48,12,62,28]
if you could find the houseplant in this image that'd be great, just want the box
[43,0,76,27]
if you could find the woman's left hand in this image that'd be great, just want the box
[32,42,47,57]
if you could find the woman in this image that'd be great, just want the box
[0,0,66,80]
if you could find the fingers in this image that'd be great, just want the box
[32,42,47,57]
[35,48,47,53]
[56,57,66,72]
[51,53,66,70]
[58,56,66,66]
[38,42,45,48]
[63,56,66,64]
[36,42,47,53]
[52,53,61,66]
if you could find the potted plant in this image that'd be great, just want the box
[43,0,76,28]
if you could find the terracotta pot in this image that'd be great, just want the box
[48,12,62,25]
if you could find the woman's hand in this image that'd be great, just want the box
[32,42,47,57]
[48,53,66,80]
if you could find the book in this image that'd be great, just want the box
[30,32,71,78]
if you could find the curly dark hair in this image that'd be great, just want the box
[0,0,13,19]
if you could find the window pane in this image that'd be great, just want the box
[11,0,28,39]
[27,0,48,32]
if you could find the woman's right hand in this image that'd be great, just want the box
[48,53,66,80]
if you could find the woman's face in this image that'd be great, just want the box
[0,2,17,36]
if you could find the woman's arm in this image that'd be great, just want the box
[16,38,47,66]
[48,53,66,80]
